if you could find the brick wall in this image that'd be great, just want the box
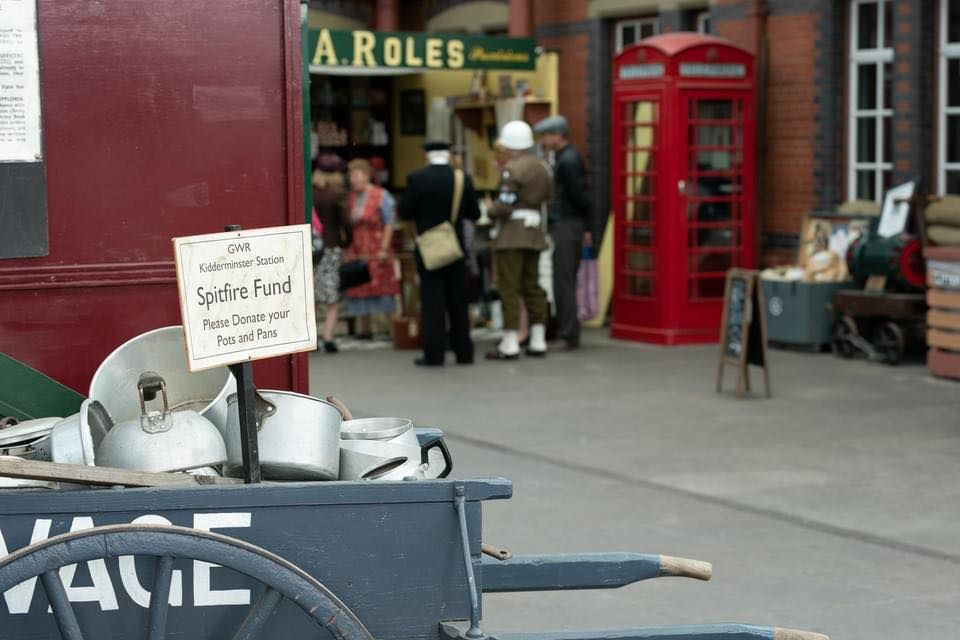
[762,11,818,251]
[311,0,375,25]
[537,33,590,154]
[812,0,845,213]
[533,0,586,25]
[891,0,934,188]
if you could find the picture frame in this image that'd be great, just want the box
[798,214,872,267]
[399,89,426,135]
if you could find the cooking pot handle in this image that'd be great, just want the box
[253,390,277,430]
[137,372,168,413]
[419,433,453,478]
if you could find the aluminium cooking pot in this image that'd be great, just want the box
[339,418,452,481]
[0,417,58,461]
[96,372,226,473]
[90,326,235,434]
[50,400,113,466]
[224,390,341,481]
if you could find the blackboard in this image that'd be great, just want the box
[723,274,748,360]
[0,162,49,259]
[717,269,770,397]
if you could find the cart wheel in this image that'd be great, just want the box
[831,316,859,359]
[0,524,374,640]
[873,321,905,365]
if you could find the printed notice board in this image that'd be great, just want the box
[0,0,48,259]
[173,225,317,371]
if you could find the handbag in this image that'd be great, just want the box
[415,169,465,271]
[576,245,599,322]
[338,259,371,291]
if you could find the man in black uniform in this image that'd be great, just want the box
[399,141,481,367]
[534,115,592,350]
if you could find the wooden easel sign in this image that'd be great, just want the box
[716,268,772,398]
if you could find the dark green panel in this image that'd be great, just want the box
[0,352,85,420]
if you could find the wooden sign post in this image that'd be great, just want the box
[172,223,316,483]
[716,269,771,398]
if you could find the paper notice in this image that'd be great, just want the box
[0,0,42,162]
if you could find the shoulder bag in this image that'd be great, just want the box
[415,169,465,271]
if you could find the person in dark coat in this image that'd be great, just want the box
[399,141,481,367]
[534,115,593,350]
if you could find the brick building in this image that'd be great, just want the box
[310,0,952,264]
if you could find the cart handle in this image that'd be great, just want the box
[658,554,713,581]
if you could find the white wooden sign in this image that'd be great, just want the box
[173,225,316,371]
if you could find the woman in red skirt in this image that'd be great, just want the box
[344,159,399,338]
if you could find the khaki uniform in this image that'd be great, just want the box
[489,153,553,250]
[489,153,553,329]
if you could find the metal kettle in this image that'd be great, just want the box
[96,372,227,473]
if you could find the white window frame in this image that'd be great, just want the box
[615,17,660,53]
[847,0,894,202]
[696,11,710,34]
[939,0,960,194]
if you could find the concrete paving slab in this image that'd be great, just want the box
[310,329,960,639]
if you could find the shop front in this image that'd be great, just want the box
[305,27,558,338]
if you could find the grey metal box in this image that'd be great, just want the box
[762,279,855,350]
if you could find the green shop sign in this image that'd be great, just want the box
[308,29,537,71]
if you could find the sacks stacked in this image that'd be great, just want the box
[926,196,960,246]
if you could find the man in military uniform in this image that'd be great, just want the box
[486,120,553,360]
[399,141,480,367]
[534,115,592,350]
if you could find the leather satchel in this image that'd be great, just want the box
[415,169,465,271]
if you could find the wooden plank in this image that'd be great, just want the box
[929,348,960,380]
[928,288,960,310]
[925,246,960,262]
[927,329,960,351]
[927,309,960,331]
[0,457,241,488]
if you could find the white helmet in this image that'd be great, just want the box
[499,120,534,150]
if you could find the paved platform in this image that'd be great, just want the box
[310,329,960,640]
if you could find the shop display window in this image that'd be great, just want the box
[310,75,393,187]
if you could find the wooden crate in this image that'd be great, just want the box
[926,258,960,380]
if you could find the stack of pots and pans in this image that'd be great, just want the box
[1,324,456,485]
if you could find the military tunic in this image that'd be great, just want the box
[489,152,553,329]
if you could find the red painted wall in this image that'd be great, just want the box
[0,0,308,394]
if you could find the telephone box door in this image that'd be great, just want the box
[678,89,755,331]
[613,93,662,330]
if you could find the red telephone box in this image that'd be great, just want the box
[610,33,756,345]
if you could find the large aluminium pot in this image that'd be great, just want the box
[224,391,341,481]
[89,326,235,434]
[96,372,227,473]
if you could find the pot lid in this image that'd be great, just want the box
[340,417,413,441]
[0,417,59,446]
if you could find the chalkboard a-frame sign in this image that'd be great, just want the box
[716,269,771,398]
